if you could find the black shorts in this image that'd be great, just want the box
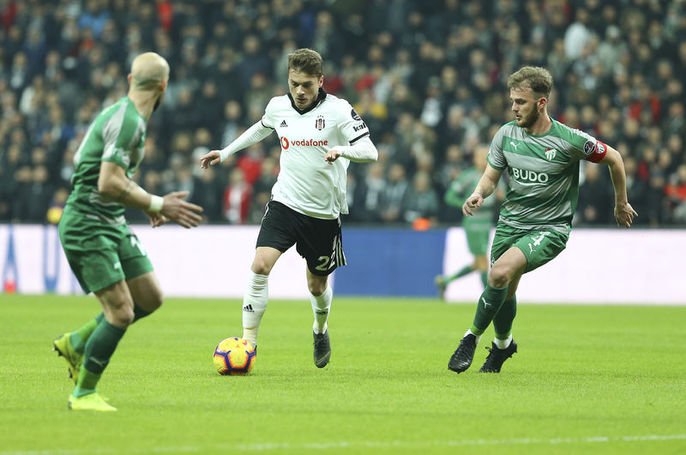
[256,201,346,276]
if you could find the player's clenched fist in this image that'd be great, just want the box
[324,148,342,163]
[462,192,484,216]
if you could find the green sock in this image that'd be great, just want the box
[69,304,152,358]
[74,319,126,396]
[133,304,151,323]
[73,367,102,397]
[479,271,488,287]
[445,265,475,283]
[70,313,105,354]
[493,295,517,339]
[470,285,508,335]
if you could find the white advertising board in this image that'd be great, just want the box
[442,228,685,305]
[1,225,683,304]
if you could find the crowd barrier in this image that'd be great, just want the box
[1,224,683,304]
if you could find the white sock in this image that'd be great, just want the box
[310,286,332,334]
[241,271,268,346]
[494,334,513,349]
[465,329,481,345]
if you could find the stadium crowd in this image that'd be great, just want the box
[0,0,685,227]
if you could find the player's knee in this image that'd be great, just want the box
[488,264,511,288]
[308,282,327,296]
[144,289,163,313]
[307,276,328,296]
[110,306,135,327]
[251,259,273,276]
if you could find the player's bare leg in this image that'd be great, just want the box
[55,273,162,385]
[127,272,164,322]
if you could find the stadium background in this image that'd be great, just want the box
[0,0,684,303]
[1,0,685,227]
[1,4,685,453]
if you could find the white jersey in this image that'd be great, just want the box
[261,91,371,219]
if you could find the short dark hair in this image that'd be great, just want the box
[287,48,323,77]
[507,66,553,98]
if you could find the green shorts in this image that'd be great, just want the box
[464,224,491,256]
[58,210,152,293]
[490,222,569,273]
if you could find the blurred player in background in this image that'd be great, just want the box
[448,66,637,374]
[200,48,378,368]
[54,52,204,411]
[435,144,502,299]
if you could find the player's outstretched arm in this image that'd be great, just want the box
[200,121,273,169]
[463,164,502,216]
[599,146,637,227]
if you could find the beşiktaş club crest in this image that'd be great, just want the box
[315,115,325,130]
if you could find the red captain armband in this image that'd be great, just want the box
[583,140,608,163]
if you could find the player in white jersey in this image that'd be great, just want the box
[448,66,637,374]
[200,48,378,368]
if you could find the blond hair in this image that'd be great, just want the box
[507,66,553,98]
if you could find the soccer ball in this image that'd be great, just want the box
[212,337,256,375]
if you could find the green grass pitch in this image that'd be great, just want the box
[1,294,685,454]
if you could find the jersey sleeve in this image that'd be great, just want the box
[336,100,370,144]
[565,127,608,163]
[487,126,508,170]
[260,97,278,129]
[581,138,608,163]
[101,108,142,169]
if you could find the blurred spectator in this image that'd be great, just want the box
[666,164,686,223]
[576,163,614,225]
[46,186,69,225]
[220,100,245,148]
[249,155,278,223]
[352,162,386,223]
[15,164,53,222]
[190,165,224,223]
[196,80,224,137]
[223,167,252,225]
[380,162,409,223]
[402,170,439,224]
[79,0,110,39]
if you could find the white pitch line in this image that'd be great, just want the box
[2,434,685,454]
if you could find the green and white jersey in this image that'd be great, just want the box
[66,97,147,226]
[444,167,496,228]
[488,119,607,233]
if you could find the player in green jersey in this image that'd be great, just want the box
[448,66,637,374]
[54,52,204,411]
[435,144,502,299]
